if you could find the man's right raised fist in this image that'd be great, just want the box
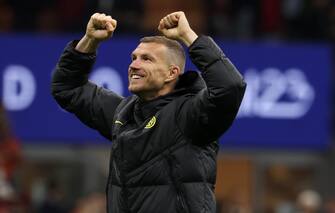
[86,13,117,42]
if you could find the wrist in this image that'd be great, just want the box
[75,35,100,53]
[180,30,198,47]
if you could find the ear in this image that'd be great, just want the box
[165,65,180,83]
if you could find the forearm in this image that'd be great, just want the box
[52,40,96,93]
[178,37,246,143]
[189,36,246,100]
[75,35,100,53]
[180,29,198,47]
[51,41,123,138]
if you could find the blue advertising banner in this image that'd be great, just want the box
[0,35,332,149]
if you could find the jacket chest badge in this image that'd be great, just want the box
[145,116,156,129]
[114,120,124,125]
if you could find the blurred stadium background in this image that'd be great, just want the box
[0,0,334,212]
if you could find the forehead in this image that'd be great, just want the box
[132,42,168,57]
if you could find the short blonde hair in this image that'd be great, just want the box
[140,36,186,72]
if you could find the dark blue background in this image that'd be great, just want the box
[0,35,331,149]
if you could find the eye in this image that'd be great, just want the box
[142,56,150,61]
[142,55,153,62]
[131,55,136,61]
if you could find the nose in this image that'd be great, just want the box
[129,58,141,70]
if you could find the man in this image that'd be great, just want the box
[52,11,246,213]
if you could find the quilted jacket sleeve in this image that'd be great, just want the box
[177,36,246,144]
[51,41,123,140]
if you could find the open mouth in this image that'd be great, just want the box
[130,73,145,80]
[131,74,142,79]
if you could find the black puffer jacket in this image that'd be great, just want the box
[52,36,246,213]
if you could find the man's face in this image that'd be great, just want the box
[128,42,171,99]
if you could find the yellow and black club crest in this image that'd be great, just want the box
[145,116,156,129]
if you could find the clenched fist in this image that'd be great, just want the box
[86,13,117,41]
[76,13,117,53]
[158,11,198,47]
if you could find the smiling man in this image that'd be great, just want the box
[128,37,184,100]
[52,11,246,213]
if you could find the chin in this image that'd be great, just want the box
[128,86,142,94]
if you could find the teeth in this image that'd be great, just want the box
[131,74,141,79]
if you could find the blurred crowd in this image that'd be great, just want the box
[0,104,23,212]
[0,0,334,41]
[0,103,106,213]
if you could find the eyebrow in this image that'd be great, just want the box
[131,52,156,61]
